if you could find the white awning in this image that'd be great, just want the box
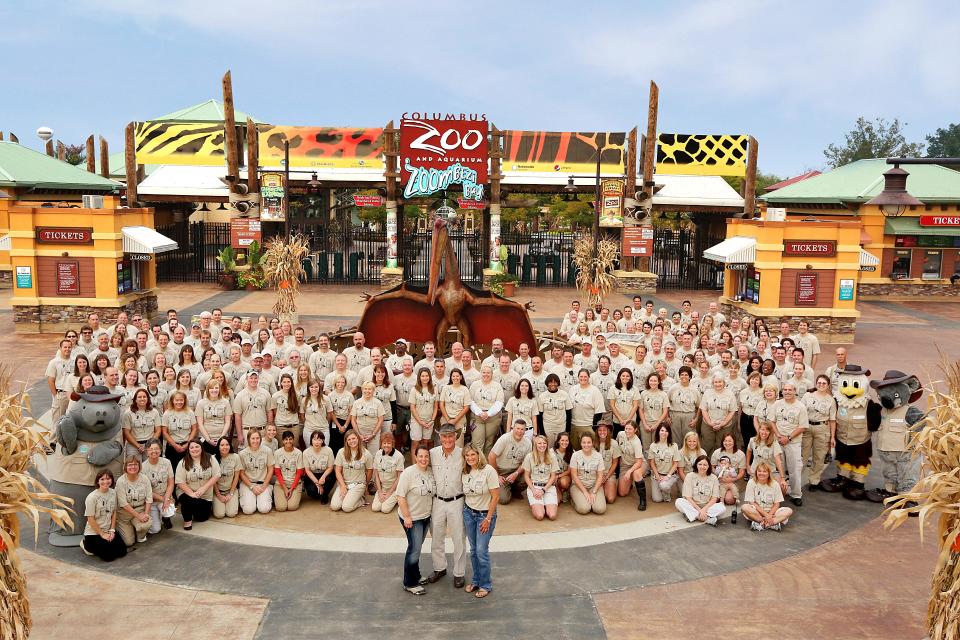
[703,236,757,264]
[122,226,178,254]
[859,248,880,267]
[0,235,9,251]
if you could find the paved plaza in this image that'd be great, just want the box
[7,284,955,639]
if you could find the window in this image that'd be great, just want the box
[117,259,144,294]
[922,250,943,280]
[891,250,912,278]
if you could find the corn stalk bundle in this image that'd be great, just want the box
[262,234,309,319]
[573,236,620,307]
[0,368,73,640]
[884,355,960,640]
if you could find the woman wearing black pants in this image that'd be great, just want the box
[303,431,337,503]
[175,439,221,529]
[81,470,128,561]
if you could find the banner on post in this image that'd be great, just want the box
[599,178,625,228]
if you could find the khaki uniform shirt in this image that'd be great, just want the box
[793,332,821,367]
[328,390,355,421]
[374,449,405,486]
[639,389,669,423]
[309,349,339,382]
[372,384,397,423]
[303,395,332,431]
[351,397,385,440]
[274,447,303,485]
[569,385,605,426]
[470,381,504,412]
[598,441,622,472]
[440,385,470,425]
[505,396,538,429]
[608,386,639,423]
[123,408,162,442]
[393,373,417,408]
[430,446,464,498]
[574,353,599,374]
[772,399,809,443]
[216,452,243,492]
[668,384,701,414]
[522,451,560,485]
[239,446,274,484]
[396,465,436,520]
[649,442,681,475]
[835,402,870,446]
[700,389,739,425]
[116,473,152,511]
[233,388,273,430]
[679,447,707,473]
[570,449,604,487]
[538,390,572,430]
[46,355,74,392]
[682,472,720,507]
[616,433,644,467]
[196,398,232,435]
[748,438,783,473]
[175,458,221,501]
[462,465,499,511]
[744,478,783,511]
[162,409,196,444]
[143,457,174,497]
[877,405,912,452]
[324,369,358,394]
[303,446,334,475]
[511,356,533,376]
[494,369,520,400]
[84,488,117,536]
[491,433,532,473]
[335,449,373,485]
[738,387,764,417]
[711,449,746,472]
[342,346,372,373]
[522,370,550,397]
[803,393,837,425]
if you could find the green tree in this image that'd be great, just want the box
[823,117,924,168]
[724,170,784,194]
[64,144,85,166]
[926,123,960,158]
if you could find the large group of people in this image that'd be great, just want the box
[51,298,852,594]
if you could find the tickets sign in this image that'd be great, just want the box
[919,216,960,226]
[783,240,837,257]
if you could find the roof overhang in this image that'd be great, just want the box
[884,216,960,236]
[859,248,880,268]
[703,236,757,264]
[0,235,10,251]
[122,226,178,254]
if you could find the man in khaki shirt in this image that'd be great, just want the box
[488,420,533,504]
[47,339,75,425]
[428,424,466,588]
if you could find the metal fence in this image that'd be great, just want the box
[401,230,484,285]
[294,224,386,284]
[651,226,725,290]
[156,221,231,282]
[501,231,579,287]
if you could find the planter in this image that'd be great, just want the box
[245,283,258,291]
[219,274,237,291]
[501,281,517,297]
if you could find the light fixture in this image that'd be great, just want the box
[865,165,924,217]
[562,176,577,201]
[306,172,321,195]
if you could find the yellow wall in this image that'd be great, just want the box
[8,196,158,307]
[859,203,960,285]
[0,197,10,274]
[722,218,861,320]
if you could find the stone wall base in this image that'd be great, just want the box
[859,282,960,299]
[380,267,403,291]
[719,302,856,344]
[13,295,159,334]
[613,270,658,293]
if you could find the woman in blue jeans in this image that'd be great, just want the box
[396,445,436,595]
[461,443,500,598]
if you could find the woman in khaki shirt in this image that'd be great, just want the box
[521,435,560,521]
[303,431,336,503]
[273,374,303,446]
[331,429,373,513]
[174,440,221,529]
[648,423,681,503]
[569,432,607,515]
[397,445,436,595]
[213,437,242,518]
[676,454,724,525]
[273,430,304,512]
[409,368,439,450]
[161,391,197,472]
[552,432,573,500]
[115,458,153,546]
[803,374,837,491]
[742,462,793,531]
[639,374,669,451]
[461,443,500,598]
[352,382,386,459]
[746,422,788,496]
[327,374,355,454]
[122,389,162,459]
[439,369,470,446]
[615,422,647,510]
[239,430,275,515]
[371,432,405,514]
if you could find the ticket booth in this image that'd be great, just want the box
[8,197,177,333]
[704,218,866,343]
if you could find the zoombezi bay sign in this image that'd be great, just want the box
[399,113,488,201]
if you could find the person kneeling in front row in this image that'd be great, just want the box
[675,454,725,526]
[331,429,373,512]
[570,432,607,515]
[742,461,793,531]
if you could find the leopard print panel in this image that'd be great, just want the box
[656,133,748,176]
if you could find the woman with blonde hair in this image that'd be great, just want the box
[746,421,789,496]
[371,432,404,514]
[196,380,233,455]
[115,457,153,546]
[161,390,197,472]
[331,428,372,513]
[678,431,706,488]
[742,461,793,531]
[238,429,274,515]
[569,432,607,515]
[294,364,313,403]
[521,434,560,520]
[352,381,386,458]
[461,442,499,598]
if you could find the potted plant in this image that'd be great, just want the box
[489,272,520,297]
[236,270,266,291]
[216,246,238,290]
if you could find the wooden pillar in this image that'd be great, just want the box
[0,132,4,141]
[9,133,18,143]
[222,70,240,189]
[45,139,54,156]
[625,126,638,271]
[489,124,503,272]
[56,141,66,161]
[125,122,138,206]
[383,120,398,268]
[246,117,260,194]
[743,136,758,217]
[640,81,659,272]
[86,135,96,173]
[99,136,109,177]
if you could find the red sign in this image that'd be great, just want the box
[36,227,93,244]
[796,272,818,306]
[57,260,80,295]
[353,195,384,207]
[399,115,489,184]
[783,240,837,257]
[920,215,960,226]
[231,218,262,248]
[457,197,487,210]
[622,226,654,256]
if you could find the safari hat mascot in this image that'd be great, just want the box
[864,370,925,505]
[820,364,874,500]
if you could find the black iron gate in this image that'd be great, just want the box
[501,231,578,287]
[651,225,726,290]
[401,229,484,285]
[156,221,230,283]
[294,224,386,284]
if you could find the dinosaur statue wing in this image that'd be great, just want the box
[356,285,445,347]
[460,291,537,353]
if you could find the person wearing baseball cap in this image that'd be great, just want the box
[232,369,273,445]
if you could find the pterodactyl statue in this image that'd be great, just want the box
[357,216,536,351]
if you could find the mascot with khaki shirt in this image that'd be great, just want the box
[865,370,925,507]
[820,365,874,500]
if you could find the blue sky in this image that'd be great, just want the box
[2,0,959,178]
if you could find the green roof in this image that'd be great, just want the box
[0,142,121,192]
[153,99,261,123]
[760,159,960,205]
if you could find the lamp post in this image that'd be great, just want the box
[564,150,605,282]
[867,157,960,216]
[283,139,291,238]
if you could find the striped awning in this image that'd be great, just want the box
[122,226,178,254]
[0,235,10,251]
[859,248,880,267]
[703,236,757,264]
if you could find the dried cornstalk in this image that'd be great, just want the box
[0,368,73,639]
[884,354,960,640]
[262,234,309,319]
[573,236,620,307]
